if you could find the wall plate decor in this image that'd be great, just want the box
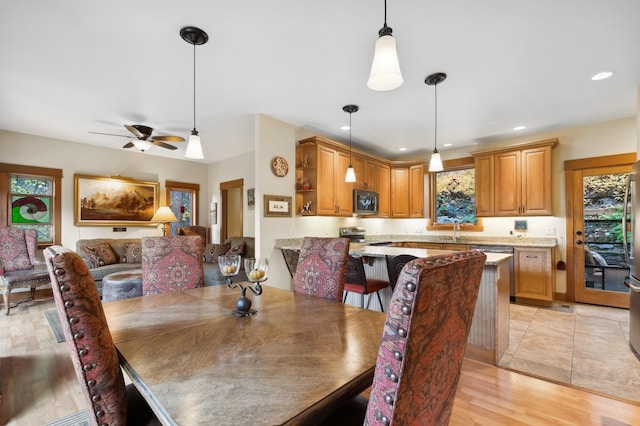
[264,195,292,217]
[271,156,288,177]
[74,174,159,226]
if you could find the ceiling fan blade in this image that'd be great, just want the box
[122,141,135,149]
[152,140,178,150]
[89,131,130,138]
[125,124,145,139]
[153,135,185,142]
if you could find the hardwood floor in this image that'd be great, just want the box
[1,294,639,425]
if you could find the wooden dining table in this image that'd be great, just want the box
[102,284,386,425]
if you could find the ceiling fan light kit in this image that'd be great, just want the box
[367,0,403,91]
[181,26,208,160]
[425,72,447,172]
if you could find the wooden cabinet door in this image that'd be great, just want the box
[514,247,553,304]
[474,154,494,217]
[409,164,425,217]
[521,146,553,215]
[494,150,522,216]
[390,166,409,217]
[364,160,378,191]
[352,155,366,190]
[335,150,353,216]
[376,163,390,217]
[316,145,338,215]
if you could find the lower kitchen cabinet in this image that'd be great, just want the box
[514,247,554,306]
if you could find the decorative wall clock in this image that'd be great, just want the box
[271,156,289,177]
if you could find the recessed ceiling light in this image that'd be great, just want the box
[592,71,614,81]
[513,125,526,131]
[398,147,407,151]
[443,143,452,147]
[341,125,350,131]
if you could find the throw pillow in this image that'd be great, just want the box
[120,242,142,264]
[226,241,247,257]
[203,242,231,263]
[80,242,117,268]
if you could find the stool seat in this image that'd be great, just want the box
[102,269,143,302]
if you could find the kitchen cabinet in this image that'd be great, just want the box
[472,138,558,217]
[353,155,378,191]
[390,164,425,218]
[514,247,554,306]
[376,163,391,217]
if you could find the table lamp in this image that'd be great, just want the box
[151,206,178,237]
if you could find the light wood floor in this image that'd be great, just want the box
[1,293,639,425]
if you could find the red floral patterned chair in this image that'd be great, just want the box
[364,250,486,425]
[292,237,350,301]
[0,226,51,315]
[43,245,160,425]
[141,236,204,295]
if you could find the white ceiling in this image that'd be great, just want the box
[1,1,639,163]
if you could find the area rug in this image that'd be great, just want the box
[45,409,91,426]
[44,309,65,343]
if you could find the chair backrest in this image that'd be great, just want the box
[44,245,128,425]
[281,248,300,278]
[178,225,209,245]
[365,250,486,426]
[292,237,350,301]
[345,255,369,292]
[0,226,40,271]
[385,254,418,290]
[141,236,204,295]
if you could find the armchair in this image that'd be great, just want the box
[0,226,51,315]
[141,236,204,295]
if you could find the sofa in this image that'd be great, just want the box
[76,236,255,296]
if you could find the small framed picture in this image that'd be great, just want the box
[514,220,527,231]
[264,195,292,217]
[247,188,255,210]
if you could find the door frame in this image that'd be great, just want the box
[564,152,635,306]
[220,178,243,242]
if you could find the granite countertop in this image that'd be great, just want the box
[274,239,513,266]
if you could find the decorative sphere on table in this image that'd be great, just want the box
[237,296,252,312]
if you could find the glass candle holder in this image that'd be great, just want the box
[218,254,241,285]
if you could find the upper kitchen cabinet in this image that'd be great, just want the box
[352,155,378,191]
[296,136,352,216]
[390,164,425,218]
[472,138,558,217]
[376,162,391,217]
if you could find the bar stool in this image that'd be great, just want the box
[343,255,390,311]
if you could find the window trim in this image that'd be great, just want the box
[0,163,63,246]
[426,156,484,231]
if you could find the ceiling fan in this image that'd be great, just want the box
[90,124,185,151]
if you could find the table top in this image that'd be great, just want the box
[103,285,386,425]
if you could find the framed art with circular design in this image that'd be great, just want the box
[271,156,289,177]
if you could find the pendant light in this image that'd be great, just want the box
[181,26,208,159]
[343,105,359,183]
[367,0,403,91]
[425,72,447,172]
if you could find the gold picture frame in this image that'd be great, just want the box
[264,195,292,217]
[74,174,159,226]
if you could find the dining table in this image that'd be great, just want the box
[102,284,386,425]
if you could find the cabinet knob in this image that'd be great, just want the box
[576,240,583,245]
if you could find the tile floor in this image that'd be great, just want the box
[499,302,640,403]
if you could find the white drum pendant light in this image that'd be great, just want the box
[181,26,208,159]
[426,72,447,172]
[367,0,403,91]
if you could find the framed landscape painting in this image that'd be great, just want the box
[74,174,159,226]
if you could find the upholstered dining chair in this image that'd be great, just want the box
[141,236,204,295]
[292,237,350,301]
[0,226,51,315]
[322,250,486,426]
[44,245,160,425]
[384,254,418,291]
[281,248,300,278]
[343,255,390,312]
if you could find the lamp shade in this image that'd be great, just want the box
[428,151,443,172]
[151,206,178,223]
[185,132,204,159]
[345,166,356,183]
[367,34,403,91]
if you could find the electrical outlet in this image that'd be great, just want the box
[546,227,556,235]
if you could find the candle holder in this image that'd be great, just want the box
[224,257,268,317]
[218,254,241,285]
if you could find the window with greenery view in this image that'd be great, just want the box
[9,175,54,243]
[434,167,477,225]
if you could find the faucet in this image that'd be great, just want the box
[452,222,460,242]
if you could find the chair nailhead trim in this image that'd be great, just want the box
[54,268,64,276]
[92,394,101,402]
[78,348,88,356]
[60,284,70,292]
[406,283,416,292]
[69,316,79,324]
[73,331,84,340]
[64,300,74,308]
[385,393,394,405]
[401,305,411,315]
[397,327,407,337]
[389,372,398,382]
[95,410,105,418]
[83,363,93,371]
[381,415,390,425]
[393,351,402,361]
[87,379,96,386]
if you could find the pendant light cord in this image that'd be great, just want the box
[349,112,353,165]
[433,81,438,152]
[192,42,197,132]
[384,0,388,26]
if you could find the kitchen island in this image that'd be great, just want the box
[275,239,512,365]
